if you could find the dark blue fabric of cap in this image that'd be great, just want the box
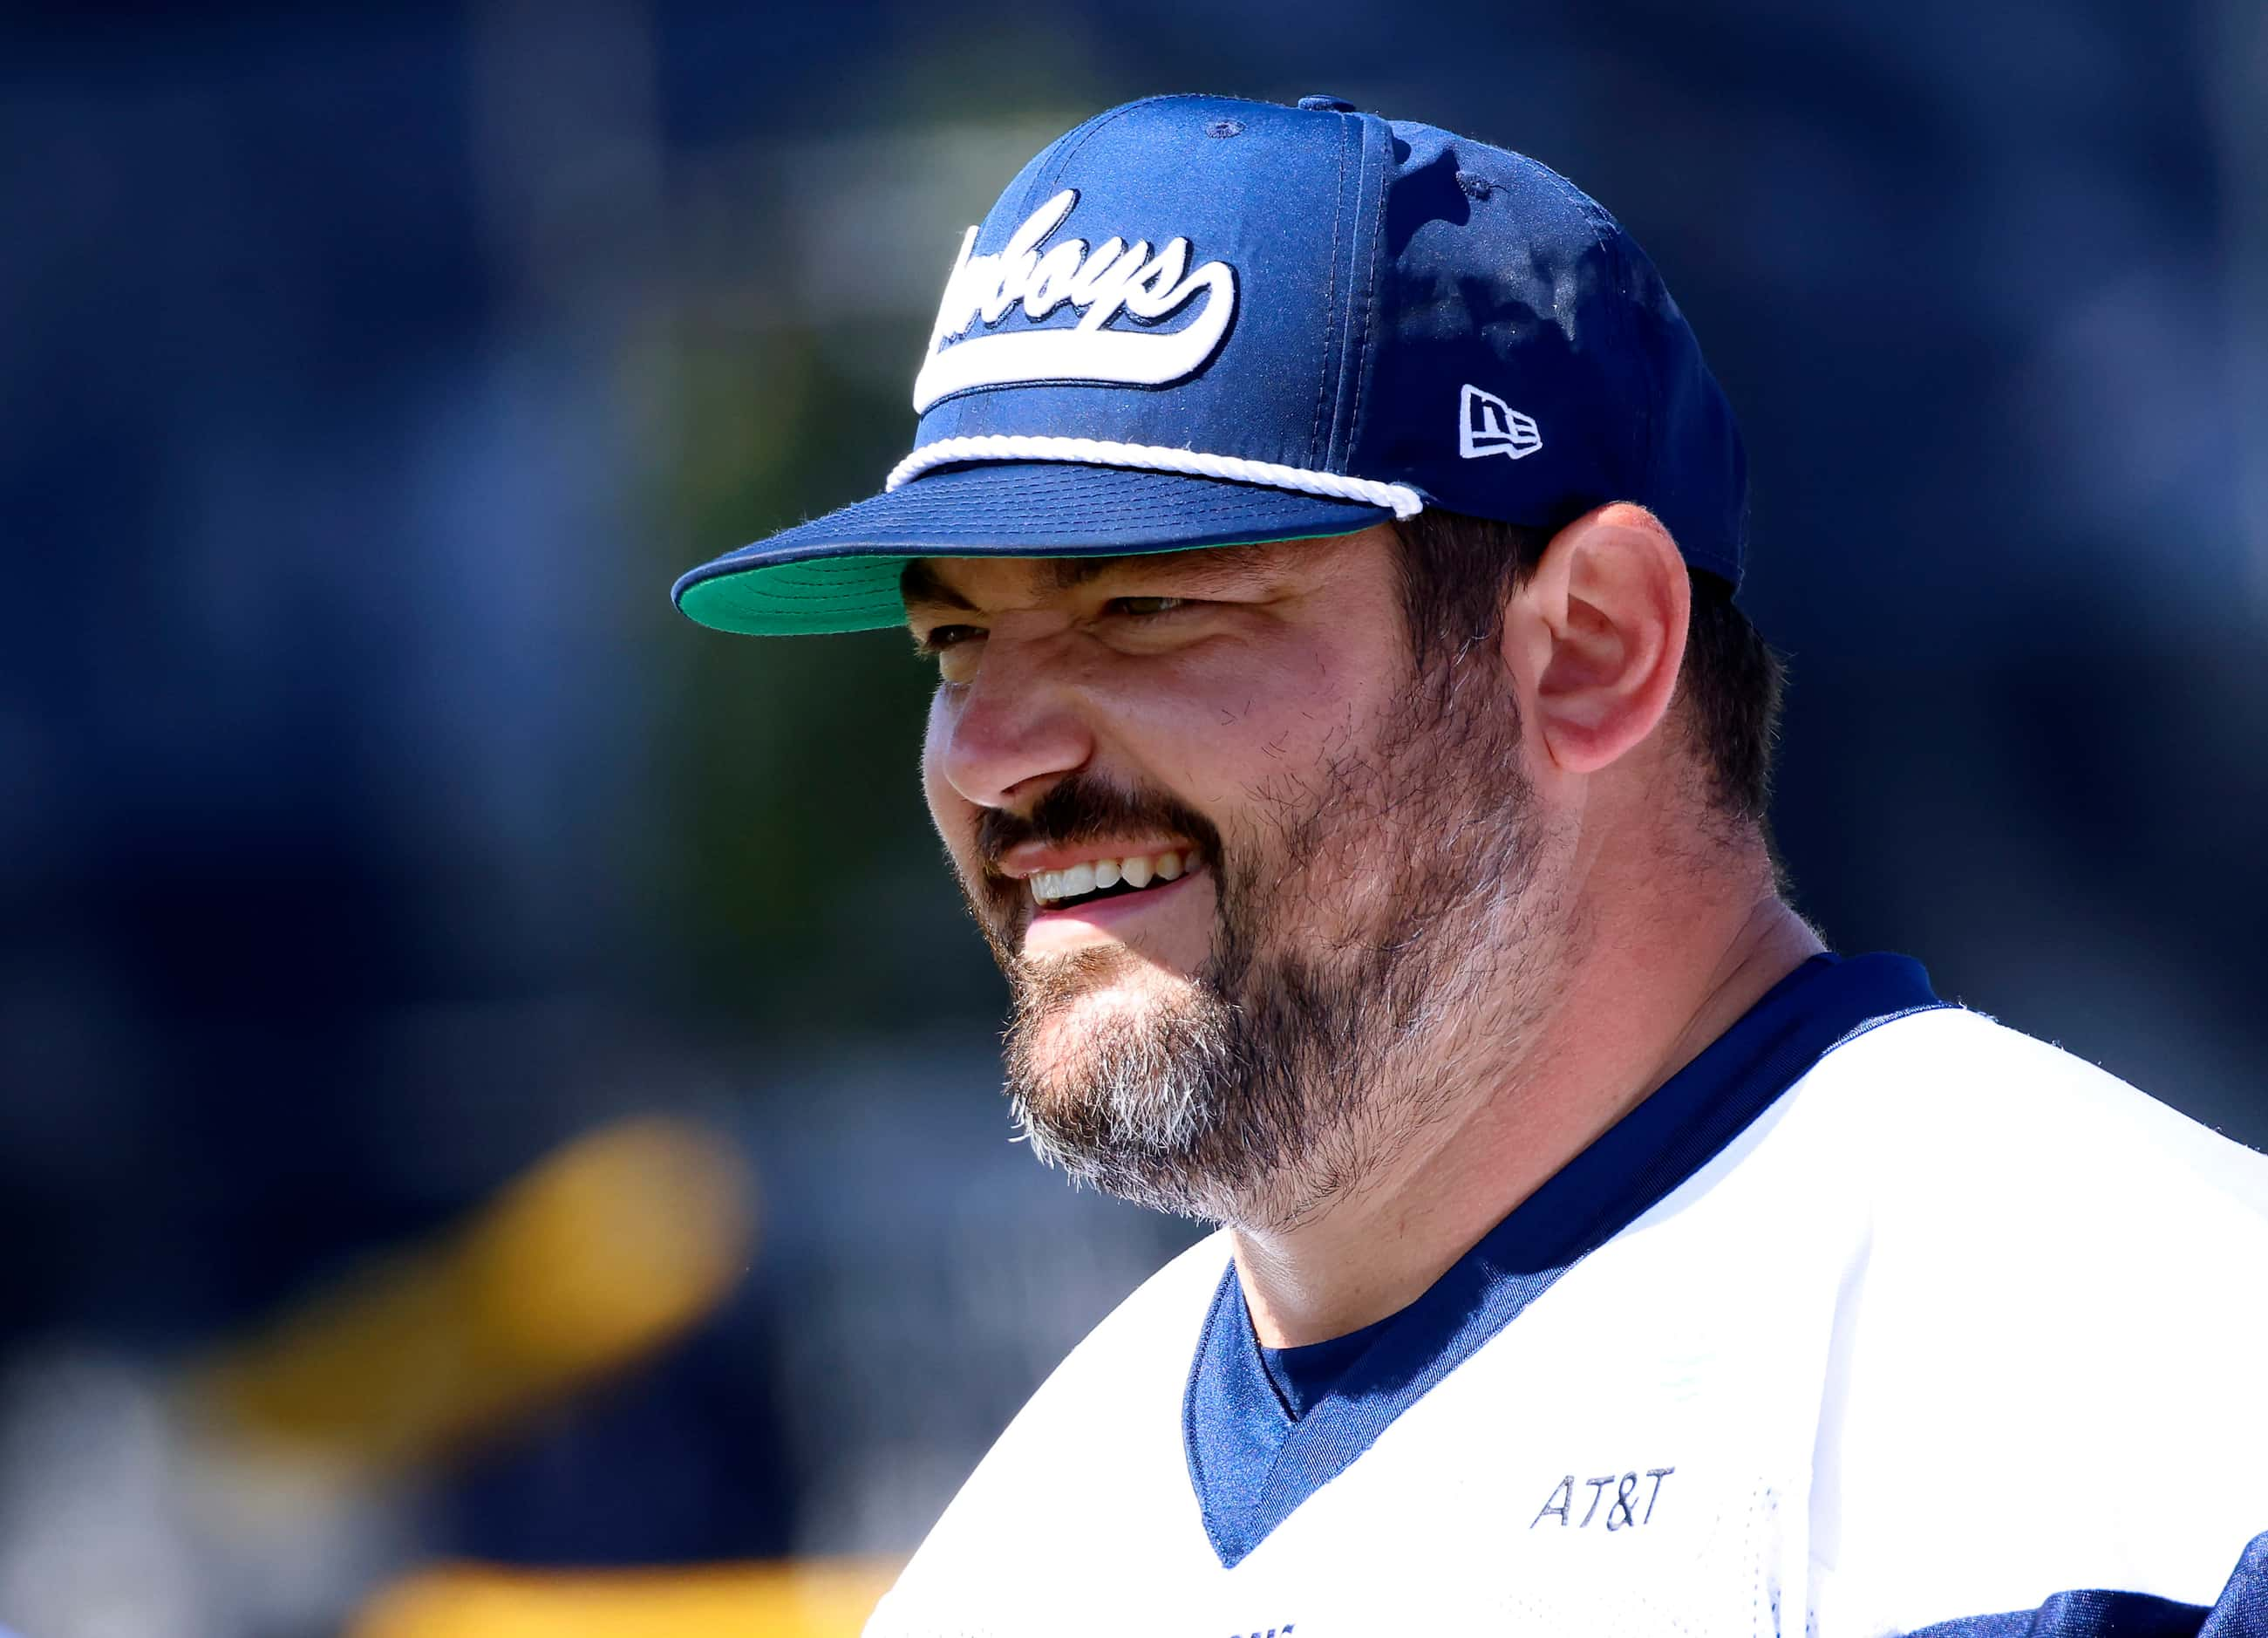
[675,92,1747,636]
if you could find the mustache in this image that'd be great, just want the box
[976,774,1224,881]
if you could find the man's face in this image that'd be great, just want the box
[908,525,1553,1225]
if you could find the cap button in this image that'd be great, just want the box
[1296,94,1358,113]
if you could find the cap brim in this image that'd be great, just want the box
[671,461,1394,636]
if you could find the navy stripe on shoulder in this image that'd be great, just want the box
[1905,1529,2268,1637]
[1909,1590,2209,1637]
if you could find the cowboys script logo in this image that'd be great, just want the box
[911,189,1237,413]
[1460,384,1543,461]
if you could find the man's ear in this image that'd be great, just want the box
[1504,502,1690,778]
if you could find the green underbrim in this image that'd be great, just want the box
[678,553,916,637]
[676,530,1361,638]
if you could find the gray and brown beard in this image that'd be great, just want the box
[959,656,1553,1231]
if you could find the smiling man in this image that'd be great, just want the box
[674,95,2268,1636]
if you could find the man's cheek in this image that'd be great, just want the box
[922,726,975,851]
[919,775,999,932]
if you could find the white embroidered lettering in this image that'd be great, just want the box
[911,189,1236,412]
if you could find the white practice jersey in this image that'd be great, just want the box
[868,954,2268,1637]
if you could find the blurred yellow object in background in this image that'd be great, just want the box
[350,1560,899,1638]
[193,1116,758,1470]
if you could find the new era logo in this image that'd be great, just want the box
[1460,384,1542,461]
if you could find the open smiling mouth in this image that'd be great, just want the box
[1026,848,1196,912]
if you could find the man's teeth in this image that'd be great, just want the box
[1029,850,1188,906]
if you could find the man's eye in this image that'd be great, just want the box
[913,625,987,685]
[914,624,984,656]
[1107,596,1188,618]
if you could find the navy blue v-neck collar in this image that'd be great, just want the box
[1181,951,1943,1568]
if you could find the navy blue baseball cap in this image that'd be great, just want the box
[673,92,1746,636]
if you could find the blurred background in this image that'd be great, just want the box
[3,1,2265,1633]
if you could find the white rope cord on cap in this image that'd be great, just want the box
[883,435,1426,520]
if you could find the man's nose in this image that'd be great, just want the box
[934,634,1094,811]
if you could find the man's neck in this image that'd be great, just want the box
[1229,879,1823,1348]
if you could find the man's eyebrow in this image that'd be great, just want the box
[899,558,975,613]
[899,543,1283,616]
[1044,544,1276,593]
